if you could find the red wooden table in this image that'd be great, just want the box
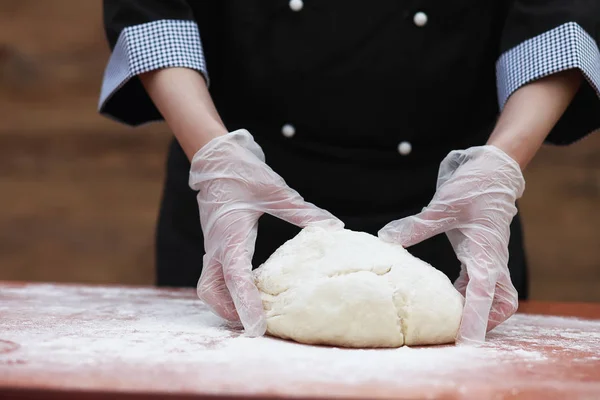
[1,281,599,400]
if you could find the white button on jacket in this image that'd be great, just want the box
[289,0,304,12]
[413,11,428,27]
[397,141,412,156]
[282,124,296,138]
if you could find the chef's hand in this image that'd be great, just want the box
[189,129,343,337]
[378,145,525,344]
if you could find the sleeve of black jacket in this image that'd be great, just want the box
[98,0,208,126]
[496,0,600,145]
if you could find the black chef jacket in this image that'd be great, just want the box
[99,0,600,299]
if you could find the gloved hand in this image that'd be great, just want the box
[189,129,343,337]
[378,145,525,344]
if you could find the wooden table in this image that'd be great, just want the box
[1,281,599,400]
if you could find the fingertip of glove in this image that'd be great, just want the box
[378,228,407,246]
[243,317,267,338]
[322,218,346,230]
[377,228,394,243]
[377,223,409,246]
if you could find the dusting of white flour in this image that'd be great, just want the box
[1,283,599,399]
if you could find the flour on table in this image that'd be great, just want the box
[253,226,464,348]
[1,283,600,398]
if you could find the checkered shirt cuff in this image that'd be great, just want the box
[497,22,600,109]
[98,19,208,113]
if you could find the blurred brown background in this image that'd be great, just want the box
[0,1,598,301]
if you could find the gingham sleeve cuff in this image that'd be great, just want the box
[98,19,208,125]
[496,22,600,109]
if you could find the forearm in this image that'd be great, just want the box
[487,68,583,170]
[139,67,228,160]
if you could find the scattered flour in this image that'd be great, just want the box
[1,283,599,398]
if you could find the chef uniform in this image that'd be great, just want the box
[99,0,600,299]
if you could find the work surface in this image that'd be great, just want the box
[1,282,599,400]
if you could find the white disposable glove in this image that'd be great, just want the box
[378,145,525,344]
[189,129,343,336]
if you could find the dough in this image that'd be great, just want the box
[253,226,464,348]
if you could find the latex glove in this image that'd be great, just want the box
[378,145,525,344]
[189,129,343,337]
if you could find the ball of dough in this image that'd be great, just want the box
[253,226,464,348]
